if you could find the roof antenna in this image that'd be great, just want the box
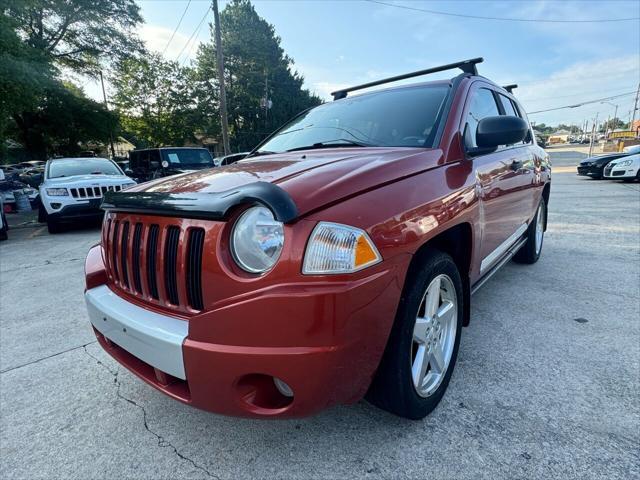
[503,84,518,93]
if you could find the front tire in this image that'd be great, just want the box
[514,198,546,264]
[47,219,63,234]
[367,250,463,419]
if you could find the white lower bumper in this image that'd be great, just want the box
[85,285,188,379]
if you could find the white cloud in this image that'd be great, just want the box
[510,55,639,125]
[140,24,202,62]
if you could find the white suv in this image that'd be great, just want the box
[39,157,136,233]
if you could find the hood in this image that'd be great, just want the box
[45,174,132,186]
[128,147,443,217]
[581,153,625,165]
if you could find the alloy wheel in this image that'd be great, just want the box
[411,274,457,397]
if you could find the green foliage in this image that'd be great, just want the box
[10,82,118,158]
[195,0,322,151]
[111,53,202,147]
[7,0,143,75]
[0,4,55,159]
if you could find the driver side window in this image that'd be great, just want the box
[465,88,500,148]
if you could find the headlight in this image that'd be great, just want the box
[231,206,284,273]
[617,159,632,167]
[303,222,381,274]
[45,188,68,196]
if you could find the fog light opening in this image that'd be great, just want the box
[50,203,62,209]
[273,377,294,398]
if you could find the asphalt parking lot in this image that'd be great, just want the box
[1,150,639,479]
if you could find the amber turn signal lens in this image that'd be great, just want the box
[302,222,382,274]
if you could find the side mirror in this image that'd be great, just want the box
[476,116,528,149]
[161,160,169,169]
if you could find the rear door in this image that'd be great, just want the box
[463,83,531,275]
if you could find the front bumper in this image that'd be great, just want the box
[47,202,103,221]
[85,245,409,418]
[577,165,601,177]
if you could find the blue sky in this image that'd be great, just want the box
[85,0,640,128]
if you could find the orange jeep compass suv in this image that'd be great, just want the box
[85,58,551,419]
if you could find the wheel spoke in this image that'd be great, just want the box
[413,316,431,344]
[424,277,441,318]
[429,343,445,374]
[412,344,429,388]
[436,301,455,327]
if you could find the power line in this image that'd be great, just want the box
[528,92,636,114]
[521,86,637,103]
[175,5,211,62]
[180,10,209,65]
[162,0,192,55]
[365,0,640,23]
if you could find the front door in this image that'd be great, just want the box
[463,83,532,275]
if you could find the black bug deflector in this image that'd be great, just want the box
[101,181,299,223]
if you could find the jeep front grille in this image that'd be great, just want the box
[103,214,207,313]
[70,185,124,198]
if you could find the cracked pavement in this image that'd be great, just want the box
[1,150,639,479]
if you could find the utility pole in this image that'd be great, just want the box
[213,0,230,155]
[99,70,116,159]
[631,82,640,136]
[589,112,599,157]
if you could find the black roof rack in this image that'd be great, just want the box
[331,57,484,100]
[502,84,518,93]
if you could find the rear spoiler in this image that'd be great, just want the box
[101,181,298,223]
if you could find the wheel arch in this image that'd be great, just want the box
[541,182,551,231]
[408,222,473,326]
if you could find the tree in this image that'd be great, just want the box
[6,0,143,75]
[196,0,321,151]
[10,82,117,158]
[111,53,201,147]
[0,4,55,159]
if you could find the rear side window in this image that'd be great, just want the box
[465,88,500,148]
[498,94,518,117]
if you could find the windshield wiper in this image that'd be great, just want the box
[247,150,277,158]
[285,139,374,153]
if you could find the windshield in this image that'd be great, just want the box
[48,159,123,178]
[257,85,449,154]
[161,148,213,168]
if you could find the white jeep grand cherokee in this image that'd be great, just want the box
[39,157,136,233]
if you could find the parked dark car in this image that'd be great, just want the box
[577,153,628,179]
[128,147,214,182]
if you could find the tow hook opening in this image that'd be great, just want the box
[236,374,294,411]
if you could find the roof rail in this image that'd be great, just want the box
[502,84,518,93]
[331,57,484,100]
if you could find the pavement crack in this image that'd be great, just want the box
[1,257,82,274]
[0,341,97,374]
[82,347,219,479]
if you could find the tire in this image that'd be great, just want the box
[38,203,47,223]
[367,250,463,419]
[47,219,63,234]
[514,198,546,264]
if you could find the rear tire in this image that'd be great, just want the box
[367,250,463,419]
[514,198,546,264]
